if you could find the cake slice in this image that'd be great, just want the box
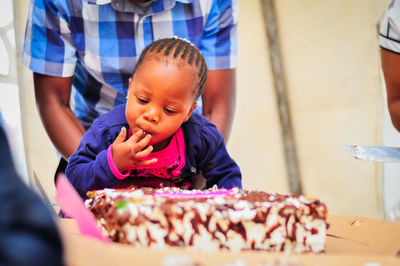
[86,187,328,253]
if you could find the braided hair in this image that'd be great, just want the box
[132,37,208,100]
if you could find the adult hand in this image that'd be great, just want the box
[381,48,400,132]
[202,69,236,142]
[112,127,157,173]
[34,73,85,159]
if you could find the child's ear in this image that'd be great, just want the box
[128,77,134,90]
[184,102,198,122]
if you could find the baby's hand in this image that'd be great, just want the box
[112,127,157,173]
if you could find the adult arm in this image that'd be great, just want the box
[23,0,81,158]
[34,73,85,159]
[381,48,400,132]
[200,0,238,142]
[202,69,236,142]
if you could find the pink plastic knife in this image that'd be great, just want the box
[55,174,109,243]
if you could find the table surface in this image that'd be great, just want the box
[57,215,400,266]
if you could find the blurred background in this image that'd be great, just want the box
[1,0,399,220]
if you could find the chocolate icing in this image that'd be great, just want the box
[86,187,328,253]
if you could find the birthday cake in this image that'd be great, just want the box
[86,187,328,253]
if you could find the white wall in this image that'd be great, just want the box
[230,0,395,219]
[0,0,29,184]
[14,0,59,202]
[228,0,288,194]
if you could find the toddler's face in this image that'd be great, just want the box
[126,58,197,151]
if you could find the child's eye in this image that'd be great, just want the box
[164,108,177,114]
[137,97,148,104]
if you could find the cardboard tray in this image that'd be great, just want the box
[57,215,400,265]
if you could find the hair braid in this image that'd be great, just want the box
[133,37,208,100]
[181,45,190,60]
[173,40,185,58]
[195,52,201,67]
[156,39,170,53]
[163,40,175,56]
[188,47,196,65]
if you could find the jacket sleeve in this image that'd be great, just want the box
[66,115,119,198]
[197,121,242,189]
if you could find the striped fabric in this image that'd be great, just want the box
[22,0,238,129]
[379,0,400,54]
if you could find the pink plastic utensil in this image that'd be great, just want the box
[55,174,109,243]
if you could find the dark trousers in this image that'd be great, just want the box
[55,157,68,217]
[54,157,68,183]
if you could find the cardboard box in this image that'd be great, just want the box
[58,215,400,265]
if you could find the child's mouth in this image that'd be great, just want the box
[136,126,152,138]
[141,129,152,138]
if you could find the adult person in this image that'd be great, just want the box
[0,123,63,265]
[22,0,238,180]
[380,0,400,132]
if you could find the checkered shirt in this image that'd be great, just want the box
[22,0,238,129]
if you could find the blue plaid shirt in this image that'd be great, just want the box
[22,0,238,129]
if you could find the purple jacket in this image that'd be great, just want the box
[66,104,242,198]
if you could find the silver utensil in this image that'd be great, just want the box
[342,145,400,162]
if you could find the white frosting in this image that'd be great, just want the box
[228,208,257,223]
[226,230,245,252]
[88,187,327,253]
[137,205,153,218]
[242,221,266,248]
[147,223,167,248]
[192,224,219,252]
[192,202,208,222]
[126,203,138,217]
[182,212,195,245]
[170,217,184,236]
[212,196,227,205]
[124,224,137,243]
[137,226,148,246]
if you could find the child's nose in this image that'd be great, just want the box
[144,106,159,124]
